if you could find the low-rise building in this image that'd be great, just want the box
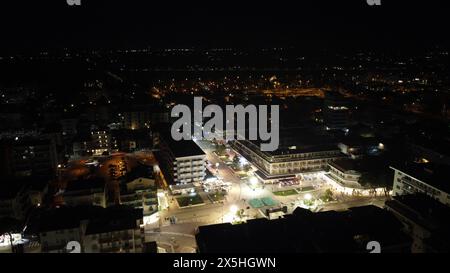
[328,159,363,189]
[83,207,145,253]
[27,205,144,253]
[63,177,106,208]
[326,158,387,195]
[39,219,83,253]
[110,129,152,153]
[120,177,158,217]
[385,194,450,252]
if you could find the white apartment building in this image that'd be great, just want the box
[391,164,450,206]
[159,136,206,185]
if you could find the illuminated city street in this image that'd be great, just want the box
[1,1,449,261]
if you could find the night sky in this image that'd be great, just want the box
[0,0,449,51]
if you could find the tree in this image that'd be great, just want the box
[216,144,226,156]
[320,189,334,202]
[237,209,245,218]
[359,171,391,190]
[243,164,252,172]
[233,155,240,165]
[232,156,241,171]
[357,156,393,195]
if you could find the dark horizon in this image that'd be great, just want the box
[1,0,449,52]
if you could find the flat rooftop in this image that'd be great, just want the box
[196,205,411,253]
[64,177,105,195]
[329,158,378,173]
[161,133,205,158]
[237,139,340,157]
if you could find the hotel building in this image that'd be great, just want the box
[230,138,344,183]
[158,134,206,185]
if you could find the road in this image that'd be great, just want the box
[318,196,388,211]
[145,223,197,253]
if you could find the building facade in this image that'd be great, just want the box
[391,164,450,206]
[323,91,350,131]
[120,177,158,217]
[158,136,206,185]
[327,159,362,189]
[0,138,58,177]
[231,139,343,183]
[63,178,107,208]
[34,206,144,253]
[83,210,145,253]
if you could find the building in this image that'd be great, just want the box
[62,177,106,208]
[72,127,114,158]
[327,158,364,189]
[38,215,84,253]
[323,91,350,131]
[120,105,169,130]
[158,134,206,185]
[196,205,411,253]
[390,163,450,206]
[0,189,18,219]
[71,135,92,158]
[337,137,384,158]
[385,194,450,252]
[169,183,196,195]
[28,206,144,253]
[0,177,48,220]
[406,134,450,165]
[231,137,344,184]
[90,127,111,156]
[120,165,158,217]
[60,118,79,138]
[122,109,151,130]
[82,207,145,253]
[110,129,152,153]
[0,138,58,177]
[326,158,387,195]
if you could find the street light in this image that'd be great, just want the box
[304,193,312,200]
[249,177,258,186]
[230,205,239,214]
